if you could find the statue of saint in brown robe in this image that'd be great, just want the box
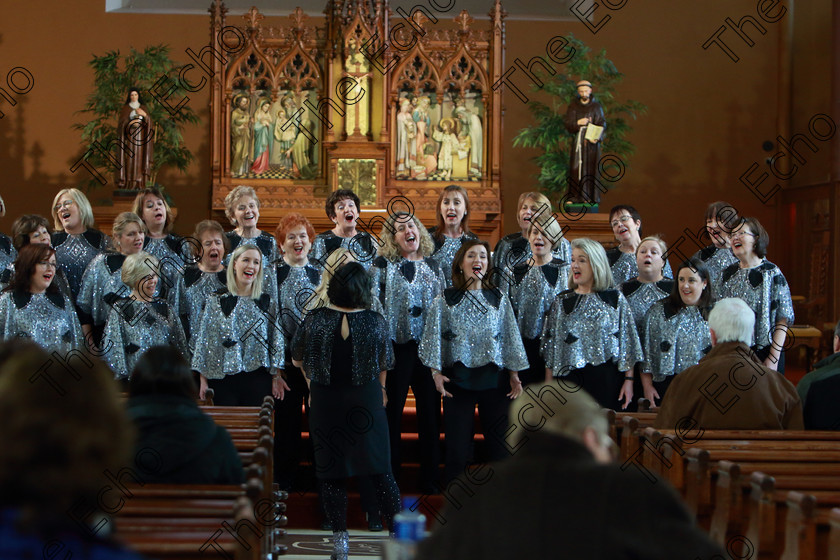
[117,88,154,190]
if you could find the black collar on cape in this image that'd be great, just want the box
[443,286,501,308]
[276,262,320,286]
[13,290,65,309]
[51,228,105,249]
[227,231,274,257]
[560,288,619,314]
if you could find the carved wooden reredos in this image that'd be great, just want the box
[208,0,506,237]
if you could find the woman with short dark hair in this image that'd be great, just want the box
[127,346,244,484]
[3,214,71,299]
[606,204,672,285]
[310,189,377,269]
[716,216,793,372]
[292,261,399,559]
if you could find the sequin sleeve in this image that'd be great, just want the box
[0,293,13,342]
[615,292,644,372]
[540,296,560,373]
[418,294,444,372]
[498,294,529,372]
[168,304,190,361]
[769,265,794,325]
[190,296,220,376]
[102,307,129,379]
[77,254,122,326]
[310,235,326,265]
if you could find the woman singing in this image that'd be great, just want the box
[542,238,643,411]
[716,217,794,373]
[419,240,528,483]
[191,244,284,406]
[428,185,477,288]
[183,220,229,343]
[0,244,83,354]
[310,189,377,270]
[102,252,188,383]
[50,188,112,302]
[641,258,713,405]
[606,204,672,286]
[371,211,446,494]
[223,185,279,294]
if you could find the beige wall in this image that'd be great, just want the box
[0,0,832,274]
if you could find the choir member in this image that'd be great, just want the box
[102,252,188,383]
[641,258,713,405]
[50,188,112,302]
[310,189,377,270]
[273,213,320,490]
[691,201,739,286]
[0,244,83,354]
[77,212,146,345]
[191,244,284,406]
[503,219,570,386]
[307,247,384,315]
[419,239,528,483]
[4,214,71,299]
[291,262,399,557]
[224,185,279,296]
[370,211,446,493]
[183,220,229,343]
[620,236,674,330]
[716,217,794,373]
[606,204,672,285]
[428,185,478,288]
[492,191,571,274]
[132,186,190,271]
[542,238,643,411]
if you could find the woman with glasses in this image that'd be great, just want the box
[716,217,794,373]
[691,201,739,287]
[50,188,113,303]
[606,205,671,286]
[102,252,188,385]
[0,244,83,354]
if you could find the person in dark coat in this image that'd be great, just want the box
[416,382,725,560]
[655,298,803,430]
[797,319,840,429]
[127,346,244,485]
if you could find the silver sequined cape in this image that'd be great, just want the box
[77,253,130,326]
[427,229,479,289]
[691,244,738,287]
[183,266,227,343]
[542,289,643,374]
[369,256,446,344]
[419,288,529,372]
[0,290,84,354]
[102,297,188,379]
[620,278,674,334]
[492,232,571,275]
[716,259,794,349]
[310,231,377,270]
[51,229,112,301]
[191,290,284,379]
[275,262,321,345]
[642,300,711,381]
[504,258,570,340]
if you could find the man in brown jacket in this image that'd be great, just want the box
[655,298,803,430]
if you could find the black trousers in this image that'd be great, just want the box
[274,361,310,489]
[442,374,509,484]
[208,367,272,406]
[560,360,624,411]
[520,337,546,386]
[754,345,786,375]
[386,341,441,491]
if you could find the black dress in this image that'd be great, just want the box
[308,311,391,479]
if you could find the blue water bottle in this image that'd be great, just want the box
[385,497,427,559]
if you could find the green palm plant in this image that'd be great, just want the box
[512,35,646,205]
[72,45,200,191]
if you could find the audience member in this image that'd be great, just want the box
[796,319,840,429]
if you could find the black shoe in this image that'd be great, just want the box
[321,518,332,531]
[366,512,383,532]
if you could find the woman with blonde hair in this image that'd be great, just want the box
[50,188,112,301]
[542,238,642,410]
[77,212,147,347]
[492,191,571,274]
[224,185,278,294]
[371,211,445,493]
[191,244,283,406]
[102,252,188,384]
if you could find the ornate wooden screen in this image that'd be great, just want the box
[208,0,506,238]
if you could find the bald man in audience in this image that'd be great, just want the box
[655,298,803,430]
[417,384,725,559]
